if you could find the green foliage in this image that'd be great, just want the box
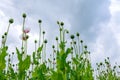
[0,47,8,71]
[16,48,31,80]
[32,63,47,80]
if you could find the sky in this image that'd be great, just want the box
[0,0,120,67]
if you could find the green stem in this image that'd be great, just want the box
[77,36,80,56]
[56,40,59,51]
[44,43,46,63]
[81,43,83,53]
[50,54,52,69]
[53,48,55,69]
[39,23,41,47]
[4,23,10,46]
[22,18,25,52]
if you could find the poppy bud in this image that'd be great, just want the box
[52,45,55,48]
[74,41,76,44]
[57,21,59,24]
[56,37,58,41]
[84,45,87,49]
[70,35,74,39]
[34,40,37,43]
[61,22,64,26]
[80,40,83,43]
[4,32,7,36]
[43,31,45,34]
[44,39,47,43]
[38,19,42,23]
[9,18,14,24]
[76,32,79,37]
[2,35,4,38]
[66,30,69,34]
[22,13,26,18]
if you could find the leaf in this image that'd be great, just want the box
[18,55,31,80]
[9,66,16,79]
[16,48,22,61]
[0,47,8,71]
[32,63,47,80]
[32,52,38,64]
[37,44,43,53]
[66,48,71,55]
[59,42,65,50]
[19,55,31,71]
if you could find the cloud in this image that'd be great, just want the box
[90,0,120,66]
[0,0,120,68]
[69,0,111,41]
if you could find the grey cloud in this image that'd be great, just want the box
[11,0,111,43]
[114,11,120,25]
[70,0,111,42]
[0,0,111,50]
[1,0,116,66]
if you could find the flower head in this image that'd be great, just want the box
[23,27,30,33]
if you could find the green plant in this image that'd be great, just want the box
[0,13,120,80]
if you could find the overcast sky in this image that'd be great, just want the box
[0,0,120,67]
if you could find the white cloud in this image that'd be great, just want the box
[0,0,120,68]
[90,0,120,66]
[110,0,120,14]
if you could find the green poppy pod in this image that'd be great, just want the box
[22,13,26,18]
[70,35,75,39]
[9,18,14,24]
[38,19,42,23]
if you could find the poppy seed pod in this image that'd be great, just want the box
[12,52,14,55]
[66,30,69,34]
[34,40,37,43]
[4,32,7,36]
[9,18,14,24]
[113,66,116,69]
[52,45,55,48]
[84,45,87,49]
[22,13,26,18]
[60,28,62,31]
[13,64,15,67]
[44,39,47,43]
[38,19,42,23]
[76,32,79,37]
[27,76,29,79]
[9,54,11,57]
[71,47,73,50]
[74,41,76,44]
[43,31,45,34]
[26,35,29,40]
[29,71,31,73]
[57,21,59,24]
[70,35,74,39]
[2,35,4,38]
[80,40,83,43]
[8,58,11,62]
[61,22,64,26]
[56,37,58,41]
[100,62,103,65]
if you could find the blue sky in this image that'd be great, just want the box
[0,0,120,66]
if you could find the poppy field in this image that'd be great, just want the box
[0,13,120,80]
